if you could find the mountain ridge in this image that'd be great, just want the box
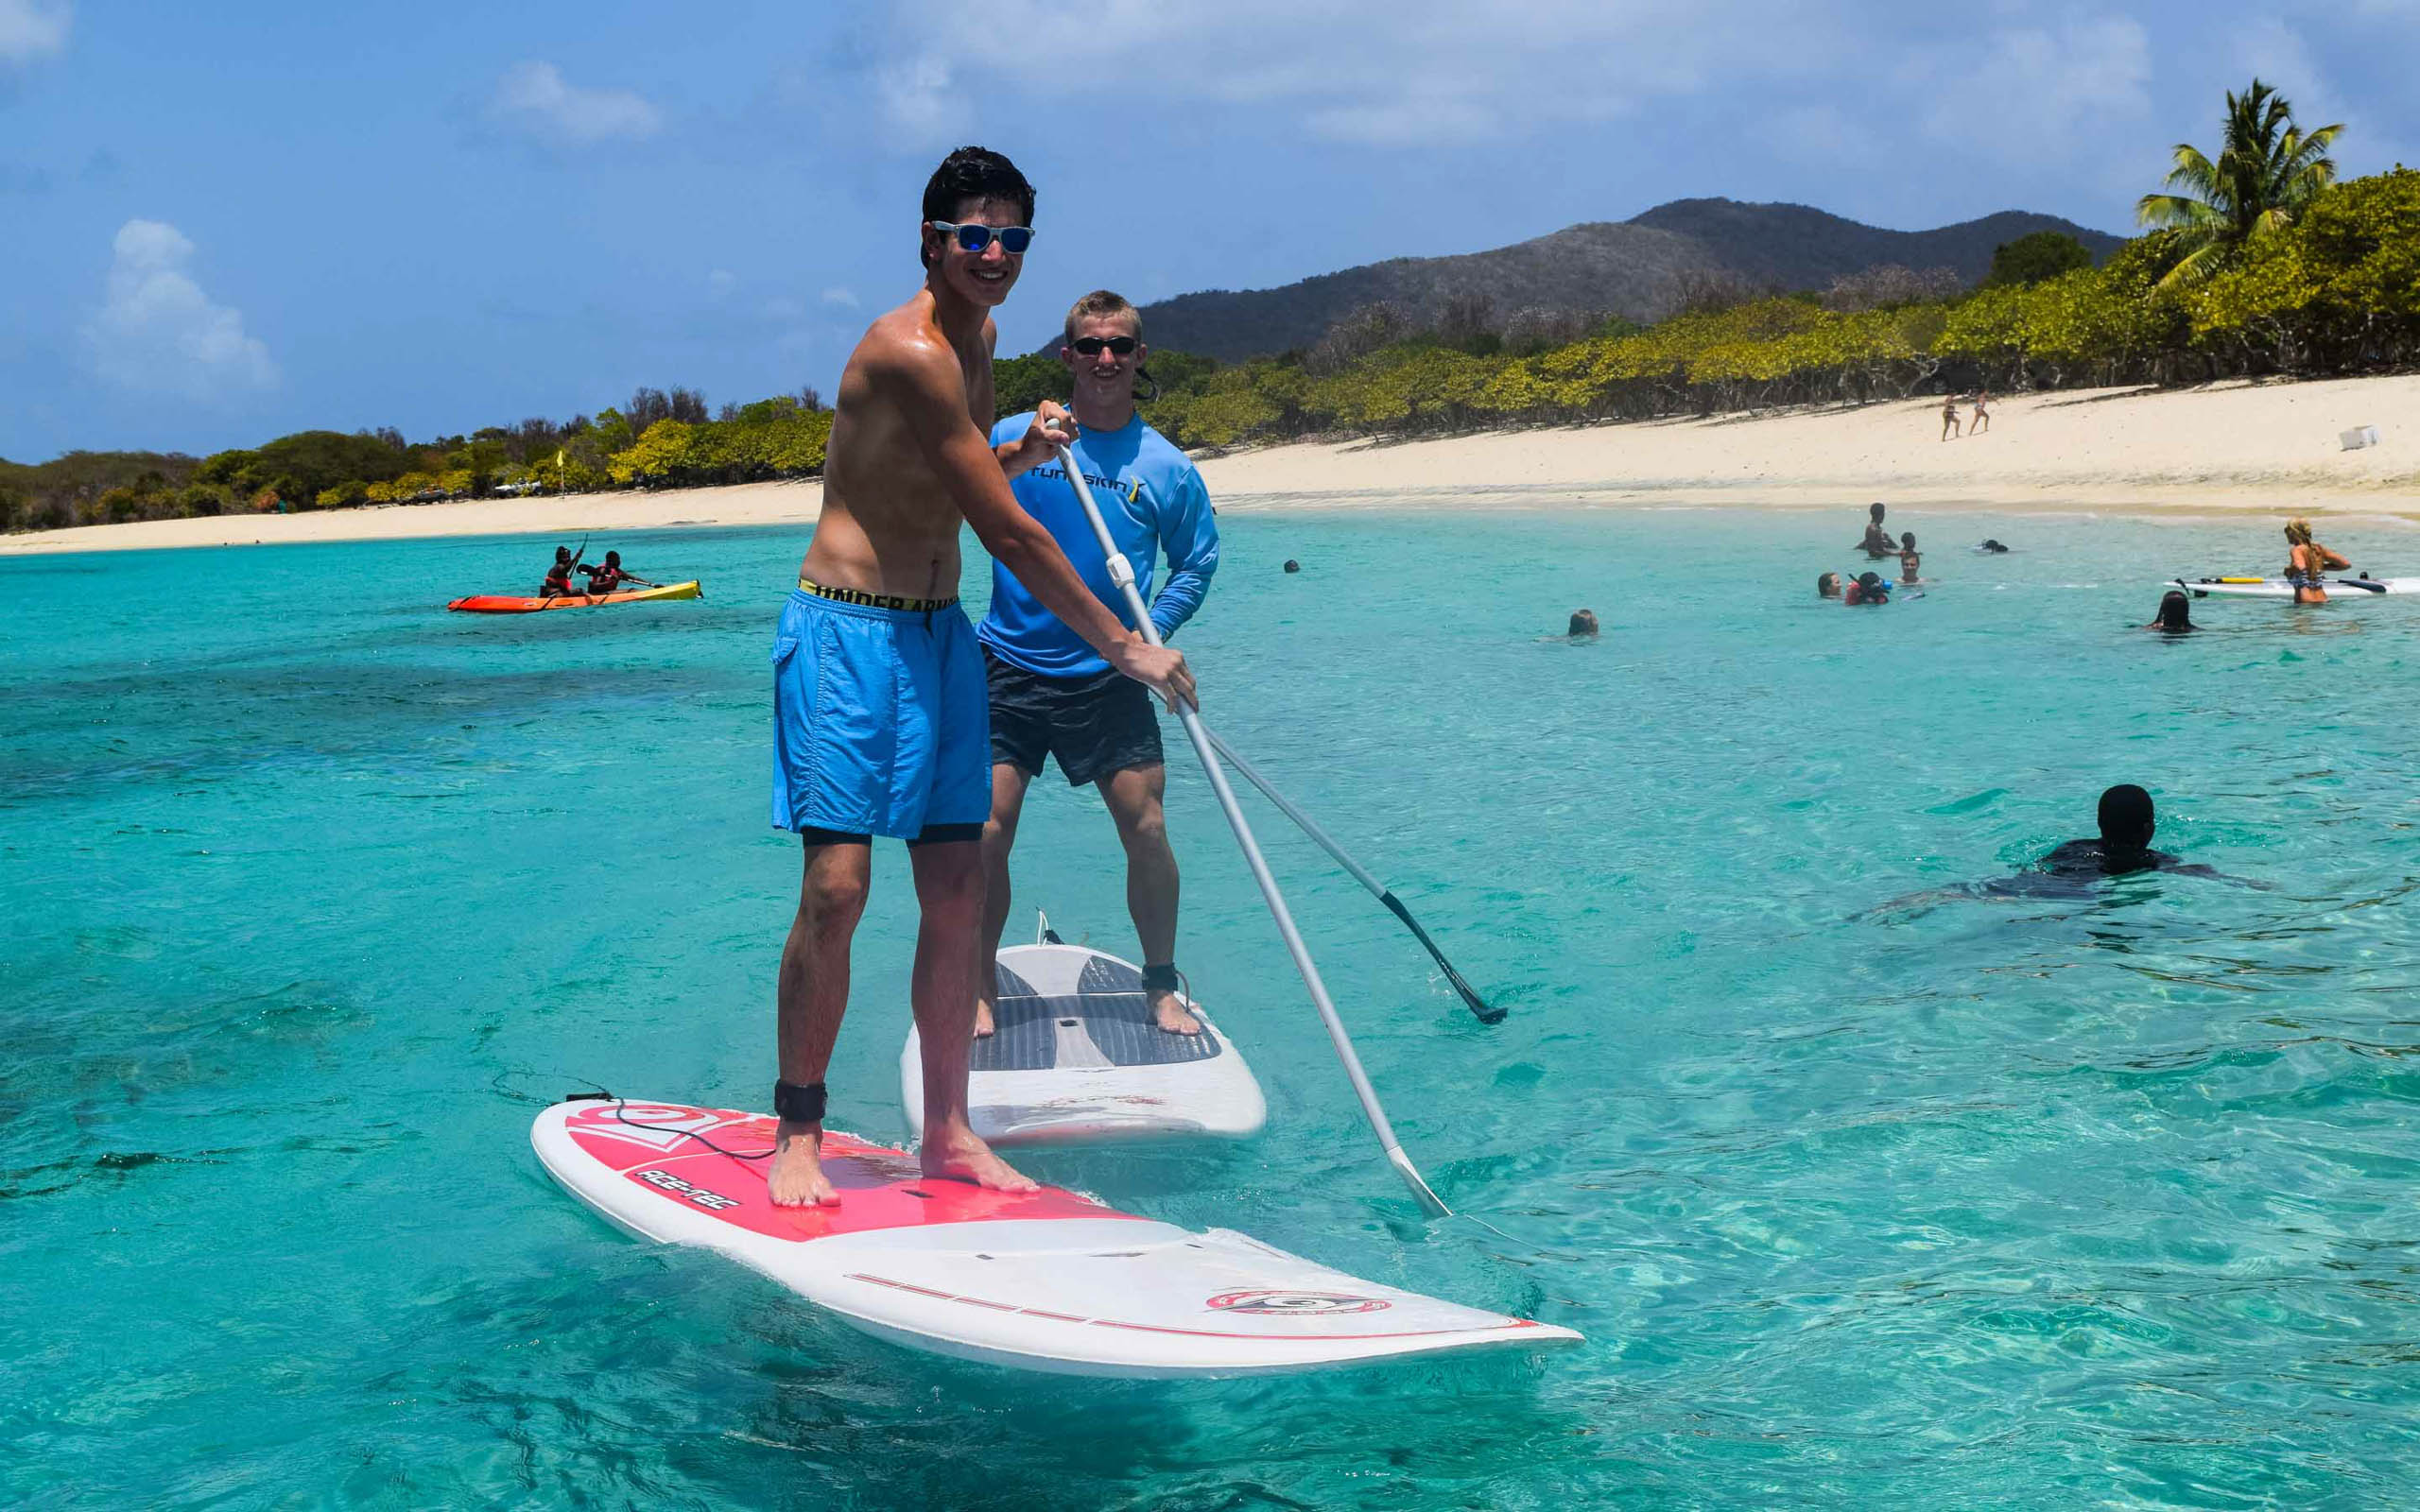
[1111,198,2125,363]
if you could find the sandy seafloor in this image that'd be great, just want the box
[7,500,2420,1507]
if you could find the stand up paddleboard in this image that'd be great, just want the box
[2170,575,2419,599]
[530,1099,1579,1377]
[902,941,1267,1146]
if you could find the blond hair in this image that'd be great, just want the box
[1063,289,1141,348]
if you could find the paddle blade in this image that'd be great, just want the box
[1389,1147,1453,1218]
[1381,893,1504,1024]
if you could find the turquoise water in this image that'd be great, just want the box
[8,507,2420,1508]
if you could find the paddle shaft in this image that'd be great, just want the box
[1199,728,1502,1024]
[1048,441,1450,1216]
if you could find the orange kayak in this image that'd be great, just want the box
[447,580,703,613]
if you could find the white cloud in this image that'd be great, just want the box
[85,219,277,398]
[864,0,1844,146]
[0,0,70,68]
[488,61,662,146]
[1912,15,2152,169]
[874,54,968,147]
[820,286,859,308]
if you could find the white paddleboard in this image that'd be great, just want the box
[903,942,1267,1146]
[2170,576,2420,599]
[530,1099,1580,1377]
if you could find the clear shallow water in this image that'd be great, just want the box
[6,507,2420,1509]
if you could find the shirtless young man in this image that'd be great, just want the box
[767,147,1193,1207]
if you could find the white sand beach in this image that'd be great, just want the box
[5,375,2414,558]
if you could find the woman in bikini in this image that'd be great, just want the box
[2283,517,2351,604]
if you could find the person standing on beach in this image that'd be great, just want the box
[767,148,1193,1208]
[1940,396,1962,440]
[1970,390,1991,435]
[976,290,1220,1040]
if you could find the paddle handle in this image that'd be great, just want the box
[1050,441,1450,1216]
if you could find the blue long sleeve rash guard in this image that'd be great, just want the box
[978,412,1220,679]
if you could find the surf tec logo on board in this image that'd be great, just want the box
[636,1169,742,1211]
[1205,1290,1392,1315]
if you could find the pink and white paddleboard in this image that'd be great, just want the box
[531,1099,1581,1378]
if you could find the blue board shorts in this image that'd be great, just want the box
[770,589,990,842]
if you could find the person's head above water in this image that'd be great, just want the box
[1979,539,2009,553]
[2098,784,2155,849]
[1818,571,1842,598]
[2153,589,2193,632]
[1869,502,1886,523]
[603,550,621,567]
[555,546,572,563]
[1283,559,1300,574]
[2284,516,2317,549]
[1900,531,1916,550]
[1567,609,1599,637]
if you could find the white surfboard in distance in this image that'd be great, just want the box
[902,942,1268,1147]
[2170,576,2420,598]
[530,1099,1580,1377]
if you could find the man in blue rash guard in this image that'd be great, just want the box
[976,289,1221,1038]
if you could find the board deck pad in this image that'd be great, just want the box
[533,1098,1581,1376]
[906,941,1268,1146]
[975,954,1223,1074]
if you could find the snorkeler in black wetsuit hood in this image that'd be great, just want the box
[2035,784,2212,879]
[1863,782,2255,917]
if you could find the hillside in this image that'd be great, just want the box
[1125,198,2124,362]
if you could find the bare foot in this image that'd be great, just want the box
[766,1121,840,1207]
[973,997,995,1039]
[1150,986,1203,1036]
[921,1120,1037,1193]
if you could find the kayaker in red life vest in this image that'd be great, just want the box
[579,551,659,596]
[540,546,584,600]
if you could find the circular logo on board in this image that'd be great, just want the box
[1205,1289,1392,1315]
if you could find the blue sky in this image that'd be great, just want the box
[3,0,2414,461]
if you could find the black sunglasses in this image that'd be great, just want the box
[927,220,1032,254]
[1069,335,1138,356]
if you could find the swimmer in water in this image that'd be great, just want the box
[2282,517,2351,604]
[2034,785,2215,879]
[1843,571,1891,605]
[2145,590,2194,633]
[1979,539,2010,554]
[1898,532,1921,585]
[1858,503,1896,557]
[1818,571,1842,599]
[1864,783,2255,917]
[1283,559,1301,574]
[1566,609,1599,638]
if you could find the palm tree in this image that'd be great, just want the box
[2137,79,2343,286]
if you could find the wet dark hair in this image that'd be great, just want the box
[1283,559,1301,574]
[604,550,621,566]
[2154,590,2192,632]
[1567,609,1599,636]
[921,146,1035,268]
[1818,572,1841,597]
[1900,532,1915,549]
[555,546,572,561]
[2098,783,2155,848]
[1869,502,1886,520]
